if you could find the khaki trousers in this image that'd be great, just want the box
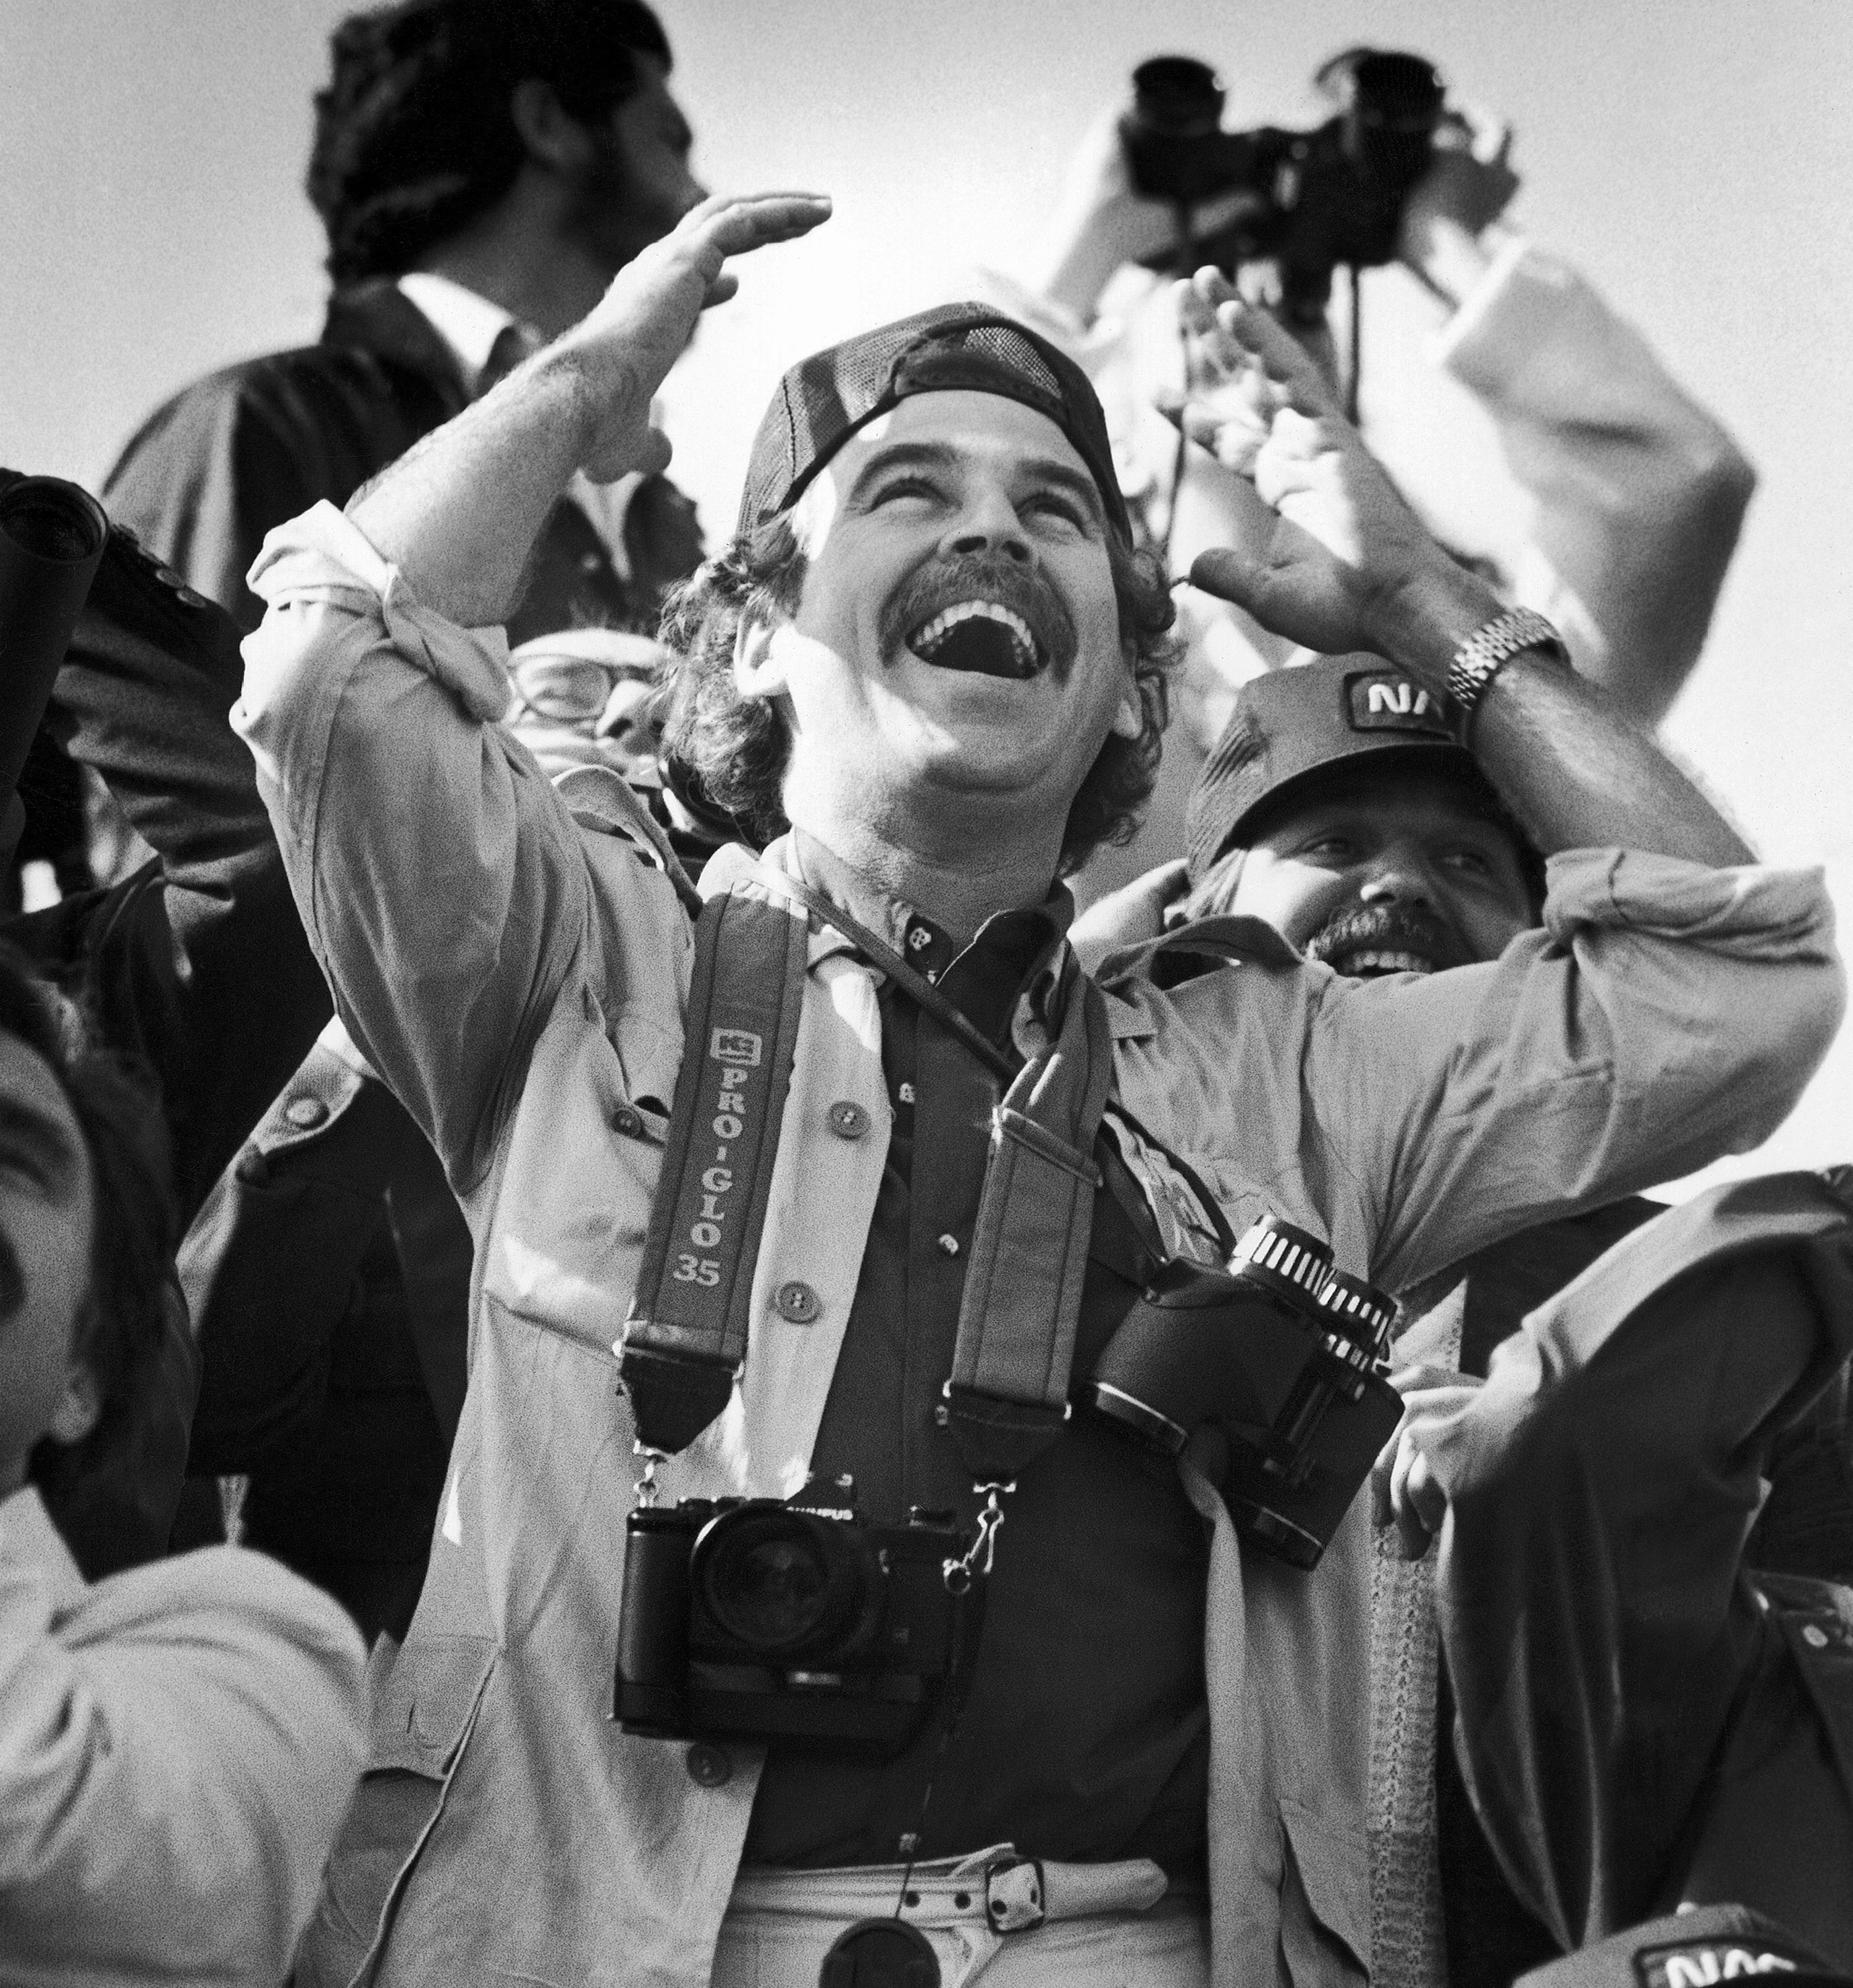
[712,1847,1208,1987]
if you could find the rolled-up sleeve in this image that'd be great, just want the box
[1434,240,1756,722]
[234,502,592,1188]
[1310,846,1844,1292]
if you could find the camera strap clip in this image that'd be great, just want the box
[943,1481,1013,1595]
[632,1442,667,1509]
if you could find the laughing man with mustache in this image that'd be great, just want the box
[234,196,1839,1988]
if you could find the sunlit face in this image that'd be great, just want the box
[1224,762,1536,975]
[567,55,705,275]
[0,1029,96,1496]
[739,391,1142,846]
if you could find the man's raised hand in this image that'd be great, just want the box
[1165,267,1455,660]
[561,192,832,482]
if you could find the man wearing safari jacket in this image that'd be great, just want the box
[234,193,1841,1986]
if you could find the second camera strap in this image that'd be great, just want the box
[620,860,1115,1492]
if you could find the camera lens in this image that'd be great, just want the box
[0,479,107,565]
[694,1507,862,1657]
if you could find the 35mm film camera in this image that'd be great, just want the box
[1122,49,1446,323]
[616,1488,962,1754]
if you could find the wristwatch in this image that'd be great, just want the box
[1446,607,1569,733]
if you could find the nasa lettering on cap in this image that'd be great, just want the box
[1634,1936,1816,1988]
[1345,669,1453,737]
[1183,650,1481,882]
[1515,1908,1847,1988]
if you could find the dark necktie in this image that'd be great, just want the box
[476,320,545,398]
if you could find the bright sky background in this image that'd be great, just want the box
[4,0,1851,1183]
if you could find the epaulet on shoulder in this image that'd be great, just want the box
[1095,912,1303,993]
[554,763,702,915]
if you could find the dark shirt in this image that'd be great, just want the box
[1440,1200,1661,1988]
[744,904,1212,1876]
[103,279,700,642]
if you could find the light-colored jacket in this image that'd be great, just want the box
[0,1486,365,1986]
[237,503,1840,1988]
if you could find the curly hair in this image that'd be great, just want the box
[657,514,1182,875]
[0,943,175,1497]
[308,0,671,284]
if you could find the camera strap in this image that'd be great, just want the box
[751,864,1117,1486]
[620,861,1117,1485]
[621,887,811,1454]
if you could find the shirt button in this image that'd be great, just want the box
[775,1281,821,1324]
[684,1742,731,1788]
[1803,1624,1831,1649]
[937,1233,960,1256]
[828,1101,870,1140]
[612,1105,644,1138]
[284,1096,329,1129]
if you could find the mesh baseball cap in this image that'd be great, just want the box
[736,303,1131,541]
[1183,653,1489,881]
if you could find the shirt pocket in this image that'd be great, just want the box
[1277,1796,1370,1988]
[301,1634,497,1988]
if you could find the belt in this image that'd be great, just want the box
[728,1845,1173,1935]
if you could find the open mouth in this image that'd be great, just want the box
[1329,945,1438,979]
[907,598,1043,680]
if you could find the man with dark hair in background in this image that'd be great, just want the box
[98,0,709,1640]
[107,0,704,642]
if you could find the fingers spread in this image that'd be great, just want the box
[1208,298,1338,418]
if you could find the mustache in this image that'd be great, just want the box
[877,550,1078,680]
[1303,903,1469,974]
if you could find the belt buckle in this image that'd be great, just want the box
[983,1853,1046,1935]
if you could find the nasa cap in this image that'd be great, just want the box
[1183,653,1483,883]
[736,302,1130,541]
[1513,1905,1848,1988]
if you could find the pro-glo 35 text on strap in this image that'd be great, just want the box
[620,890,809,1455]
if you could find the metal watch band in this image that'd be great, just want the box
[1445,607,1568,730]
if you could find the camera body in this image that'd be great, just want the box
[1121,51,1446,321]
[1086,1215,1403,1569]
[615,1486,962,1754]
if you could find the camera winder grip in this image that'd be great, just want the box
[1085,1216,1404,1569]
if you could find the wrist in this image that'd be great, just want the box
[1367,559,1508,699]
[534,341,647,476]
